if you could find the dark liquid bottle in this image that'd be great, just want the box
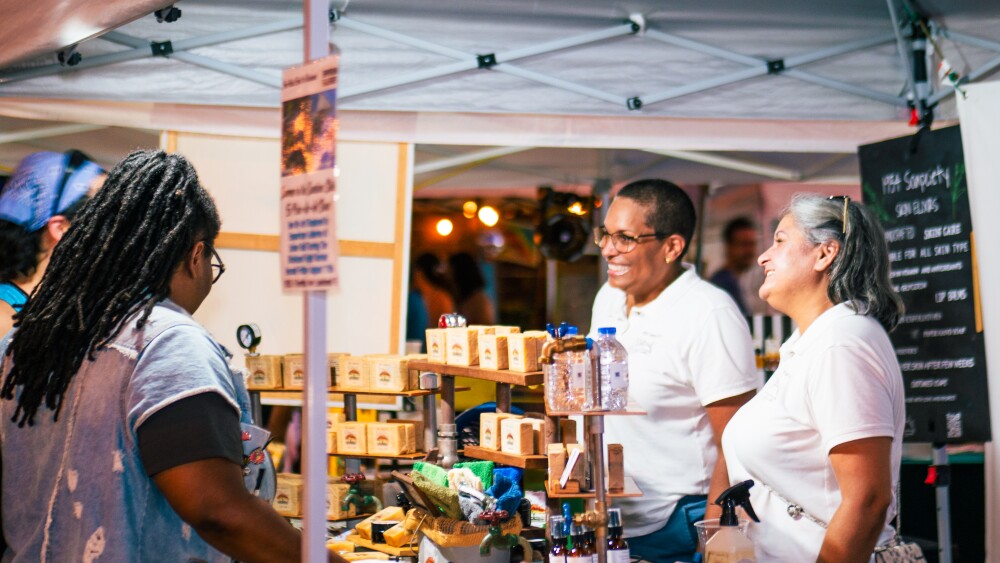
[606,508,630,563]
[549,516,568,562]
[567,523,593,563]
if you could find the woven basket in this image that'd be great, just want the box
[412,508,523,548]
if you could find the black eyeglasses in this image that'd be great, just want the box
[593,227,665,253]
[209,245,226,284]
[827,195,850,234]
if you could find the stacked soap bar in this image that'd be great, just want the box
[331,420,419,457]
[479,412,548,455]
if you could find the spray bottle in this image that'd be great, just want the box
[704,480,759,563]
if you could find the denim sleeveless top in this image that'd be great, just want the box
[0,299,274,562]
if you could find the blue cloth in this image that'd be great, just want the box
[485,467,523,516]
[0,299,271,562]
[0,151,103,231]
[626,494,706,563]
[0,282,28,313]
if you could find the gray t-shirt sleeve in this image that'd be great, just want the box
[126,324,240,437]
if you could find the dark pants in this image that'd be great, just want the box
[627,495,707,563]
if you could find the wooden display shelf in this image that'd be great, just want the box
[407,360,543,386]
[252,386,468,397]
[545,404,647,417]
[544,476,643,499]
[329,451,428,461]
[345,532,418,556]
[462,445,547,469]
[286,513,373,524]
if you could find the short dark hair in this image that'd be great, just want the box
[722,217,756,244]
[616,179,697,258]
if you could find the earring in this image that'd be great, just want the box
[665,257,672,264]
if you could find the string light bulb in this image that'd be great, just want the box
[478,205,499,227]
[436,218,454,236]
[463,201,478,219]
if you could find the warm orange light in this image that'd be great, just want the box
[436,218,454,236]
[463,201,478,218]
[567,201,586,215]
[477,205,499,227]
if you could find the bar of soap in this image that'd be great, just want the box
[245,355,283,389]
[479,334,509,370]
[506,333,544,372]
[500,418,535,455]
[337,422,368,455]
[493,325,521,336]
[328,353,350,386]
[547,443,566,487]
[444,327,479,366]
[425,328,447,363]
[560,419,578,444]
[607,443,625,492]
[339,356,371,390]
[367,423,410,456]
[282,354,305,389]
[356,506,406,539]
[326,540,355,553]
[382,522,415,547]
[370,356,410,392]
[479,412,521,451]
[273,473,303,516]
[326,483,356,519]
[387,419,422,452]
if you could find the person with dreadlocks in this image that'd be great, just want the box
[0,150,105,337]
[0,150,347,563]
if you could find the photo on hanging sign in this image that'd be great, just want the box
[280,54,340,291]
[859,125,990,444]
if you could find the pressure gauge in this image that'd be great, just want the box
[236,323,262,354]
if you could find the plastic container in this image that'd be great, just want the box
[595,327,629,411]
[693,518,752,557]
[565,327,590,410]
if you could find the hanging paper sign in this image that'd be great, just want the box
[280,53,340,291]
[859,125,991,444]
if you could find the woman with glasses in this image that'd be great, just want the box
[589,178,760,562]
[721,194,905,561]
[0,151,105,337]
[0,150,341,562]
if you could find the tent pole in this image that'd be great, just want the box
[301,3,329,562]
[414,146,533,175]
[644,149,801,181]
[0,123,104,145]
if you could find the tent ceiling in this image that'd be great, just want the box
[2,0,998,121]
[1,1,997,190]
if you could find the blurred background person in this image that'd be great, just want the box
[449,251,496,325]
[709,216,767,317]
[0,150,105,336]
[722,194,905,561]
[412,252,455,325]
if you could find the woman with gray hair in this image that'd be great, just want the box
[721,194,906,562]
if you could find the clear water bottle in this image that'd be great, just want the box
[545,341,570,412]
[565,327,590,411]
[596,327,629,411]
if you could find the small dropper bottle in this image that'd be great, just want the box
[549,515,568,562]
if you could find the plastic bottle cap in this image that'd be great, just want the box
[549,516,566,538]
[567,326,579,335]
[598,327,617,335]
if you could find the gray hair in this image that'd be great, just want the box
[784,193,904,331]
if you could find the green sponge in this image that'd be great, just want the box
[453,460,495,490]
[413,461,449,488]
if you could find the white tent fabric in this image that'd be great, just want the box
[2,0,998,120]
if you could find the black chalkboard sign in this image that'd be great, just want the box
[859,125,991,444]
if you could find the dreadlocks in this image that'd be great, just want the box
[1,150,220,426]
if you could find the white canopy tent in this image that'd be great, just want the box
[2,2,1000,559]
[2,0,1000,185]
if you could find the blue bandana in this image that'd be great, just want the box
[0,151,104,231]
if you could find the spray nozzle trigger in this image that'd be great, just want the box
[714,479,760,525]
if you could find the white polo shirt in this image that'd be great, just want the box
[589,264,761,537]
[722,303,904,562]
